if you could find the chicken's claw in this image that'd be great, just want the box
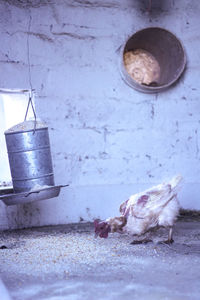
[130,238,153,245]
[158,239,174,245]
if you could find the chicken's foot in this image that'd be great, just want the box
[158,227,174,244]
[130,238,153,245]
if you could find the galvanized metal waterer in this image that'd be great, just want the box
[0,91,68,205]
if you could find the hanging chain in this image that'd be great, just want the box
[24,90,37,133]
[27,13,33,92]
[24,11,37,133]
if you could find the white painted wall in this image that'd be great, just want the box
[0,0,200,230]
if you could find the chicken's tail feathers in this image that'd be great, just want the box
[169,175,183,190]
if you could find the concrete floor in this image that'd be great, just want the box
[0,217,200,300]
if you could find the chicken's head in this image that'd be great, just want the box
[94,219,111,238]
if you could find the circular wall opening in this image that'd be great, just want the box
[120,27,186,93]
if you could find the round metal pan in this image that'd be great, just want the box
[0,185,68,206]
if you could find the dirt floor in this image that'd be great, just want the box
[0,217,200,300]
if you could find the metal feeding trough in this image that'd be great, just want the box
[0,185,67,206]
[120,27,186,93]
[0,93,68,205]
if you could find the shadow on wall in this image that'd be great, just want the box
[134,0,175,14]
[6,202,41,229]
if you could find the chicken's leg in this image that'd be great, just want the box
[168,226,174,243]
[159,226,174,244]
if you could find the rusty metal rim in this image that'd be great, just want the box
[119,27,187,93]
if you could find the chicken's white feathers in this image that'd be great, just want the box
[118,175,182,236]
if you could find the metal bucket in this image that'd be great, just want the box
[4,121,55,193]
[120,27,186,93]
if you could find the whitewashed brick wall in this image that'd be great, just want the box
[0,0,200,229]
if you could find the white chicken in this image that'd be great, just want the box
[94,175,182,244]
